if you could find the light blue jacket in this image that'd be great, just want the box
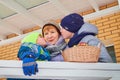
[78,22,113,62]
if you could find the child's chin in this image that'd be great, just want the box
[49,42,55,45]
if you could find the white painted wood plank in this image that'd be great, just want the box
[0,60,120,70]
[0,68,113,79]
[0,60,120,80]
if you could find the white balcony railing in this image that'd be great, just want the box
[0,60,120,80]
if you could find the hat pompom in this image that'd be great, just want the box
[61,13,84,33]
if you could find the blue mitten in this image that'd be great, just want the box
[22,52,38,76]
[22,57,38,76]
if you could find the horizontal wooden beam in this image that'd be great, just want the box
[84,5,120,21]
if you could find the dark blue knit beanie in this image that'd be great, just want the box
[60,13,84,33]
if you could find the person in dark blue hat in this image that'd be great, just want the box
[60,13,113,63]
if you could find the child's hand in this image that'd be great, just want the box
[37,36,47,47]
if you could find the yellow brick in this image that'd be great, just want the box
[110,22,120,27]
[98,24,110,30]
[102,39,114,45]
[0,48,2,51]
[1,50,7,53]
[15,43,21,47]
[96,18,108,24]
[115,11,120,15]
[8,43,12,46]
[5,48,11,51]
[115,49,120,53]
[0,47,6,51]
[2,50,10,54]
[104,26,117,32]
[12,46,19,50]
[112,29,120,34]
[117,18,120,22]
[0,78,6,80]
[14,49,19,53]
[98,30,104,34]
[105,34,119,39]
[116,55,120,59]
[109,15,120,20]
[9,54,16,58]
[89,20,96,23]
[89,21,96,25]
[94,18,102,22]
[98,32,111,37]
[5,54,10,58]
[113,37,120,41]
[96,23,103,27]
[98,37,105,41]
[0,46,2,48]
[0,53,2,56]
[6,45,14,49]
[7,50,13,54]
[114,44,120,49]
[116,56,120,62]
[102,14,115,19]
[12,53,17,56]
[114,41,120,45]
[0,57,3,60]
[15,41,21,43]
[103,19,116,25]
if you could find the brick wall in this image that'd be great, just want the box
[0,41,21,60]
[0,78,6,80]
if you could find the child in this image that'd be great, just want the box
[17,32,51,76]
[60,13,113,63]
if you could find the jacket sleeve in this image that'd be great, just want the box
[37,45,51,61]
[87,38,113,63]
[17,42,39,60]
[80,35,113,63]
[17,43,33,60]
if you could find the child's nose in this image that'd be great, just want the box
[48,33,52,38]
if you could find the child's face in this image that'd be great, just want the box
[43,26,60,45]
[37,36,47,47]
[60,28,73,39]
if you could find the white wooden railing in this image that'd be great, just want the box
[0,60,120,80]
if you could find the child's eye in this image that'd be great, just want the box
[51,31,55,33]
[44,33,48,35]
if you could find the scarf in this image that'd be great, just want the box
[68,32,95,47]
[46,36,67,57]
